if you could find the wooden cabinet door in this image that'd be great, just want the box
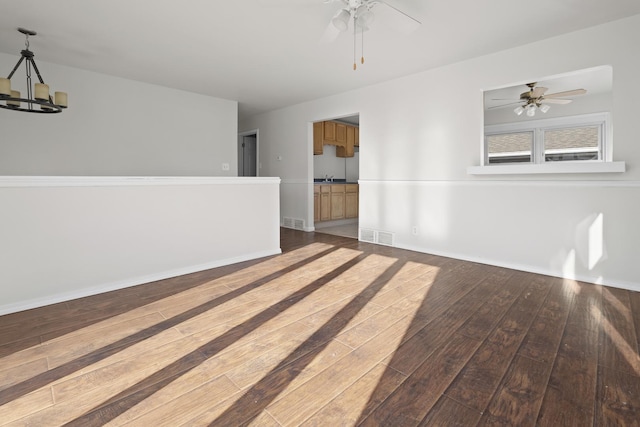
[354,127,359,147]
[314,187,320,222]
[313,122,323,155]
[330,184,345,220]
[335,123,347,146]
[323,121,336,144]
[345,185,358,218]
[320,186,331,221]
[337,125,355,157]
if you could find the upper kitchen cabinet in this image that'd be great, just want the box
[314,120,359,157]
[322,121,347,146]
[336,125,355,158]
[313,122,323,155]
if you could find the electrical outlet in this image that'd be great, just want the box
[222,163,229,171]
[412,226,418,236]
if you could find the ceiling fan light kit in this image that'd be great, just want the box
[0,28,68,114]
[331,9,351,32]
[327,0,420,70]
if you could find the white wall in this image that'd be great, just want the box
[240,14,640,290]
[0,53,238,176]
[0,177,281,315]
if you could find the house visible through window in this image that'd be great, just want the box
[487,132,533,164]
[485,113,608,165]
[544,126,600,161]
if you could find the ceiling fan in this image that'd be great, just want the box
[324,0,421,69]
[491,82,587,117]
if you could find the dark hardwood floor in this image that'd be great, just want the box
[0,228,638,426]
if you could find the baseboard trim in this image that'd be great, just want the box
[394,242,640,293]
[0,248,282,316]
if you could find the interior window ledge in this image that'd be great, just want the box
[467,161,626,175]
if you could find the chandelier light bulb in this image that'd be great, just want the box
[540,104,551,113]
[514,106,524,116]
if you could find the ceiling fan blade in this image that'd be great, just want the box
[378,0,421,25]
[488,101,523,109]
[541,98,572,104]
[372,0,421,35]
[544,88,587,98]
[531,86,548,98]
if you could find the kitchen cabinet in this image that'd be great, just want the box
[322,121,337,145]
[337,125,355,158]
[320,185,331,221]
[313,185,320,221]
[314,183,359,223]
[345,184,358,218]
[323,121,335,142]
[313,122,323,155]
[323,121,346,146]
[314,121,359,155]
[330,184,346,220]
[335,123,347,145]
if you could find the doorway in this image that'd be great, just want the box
[238,130,258,177]
[312,114,360,239]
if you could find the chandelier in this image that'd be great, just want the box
[0,28,68,114]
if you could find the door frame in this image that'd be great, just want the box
[237,129,260,177]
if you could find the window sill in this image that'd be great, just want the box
[467,161,626,175]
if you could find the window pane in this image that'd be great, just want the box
[487,132,533,164]
[544,126,600,162]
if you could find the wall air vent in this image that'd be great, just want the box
[359,228,394,246]
[360,228,375,243]
[283,217,305,230]
[377,231,394,246]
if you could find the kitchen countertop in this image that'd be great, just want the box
[314,179,358,184]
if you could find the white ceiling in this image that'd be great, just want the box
[1,0,639,119]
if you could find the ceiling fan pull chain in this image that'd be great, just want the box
[361,25,365,65]
[353,15,357,70]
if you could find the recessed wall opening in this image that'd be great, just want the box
[238,130,259,177]
[312,114,360,239]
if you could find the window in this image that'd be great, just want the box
[484,113,608,166]
[543,126,600,161]
[487,132,533,164]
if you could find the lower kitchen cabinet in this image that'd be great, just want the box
[330,184,346,220]
[320,185,331,221]
[314,183,358,223]
[313,185,320,222]
[345,184,358,218]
